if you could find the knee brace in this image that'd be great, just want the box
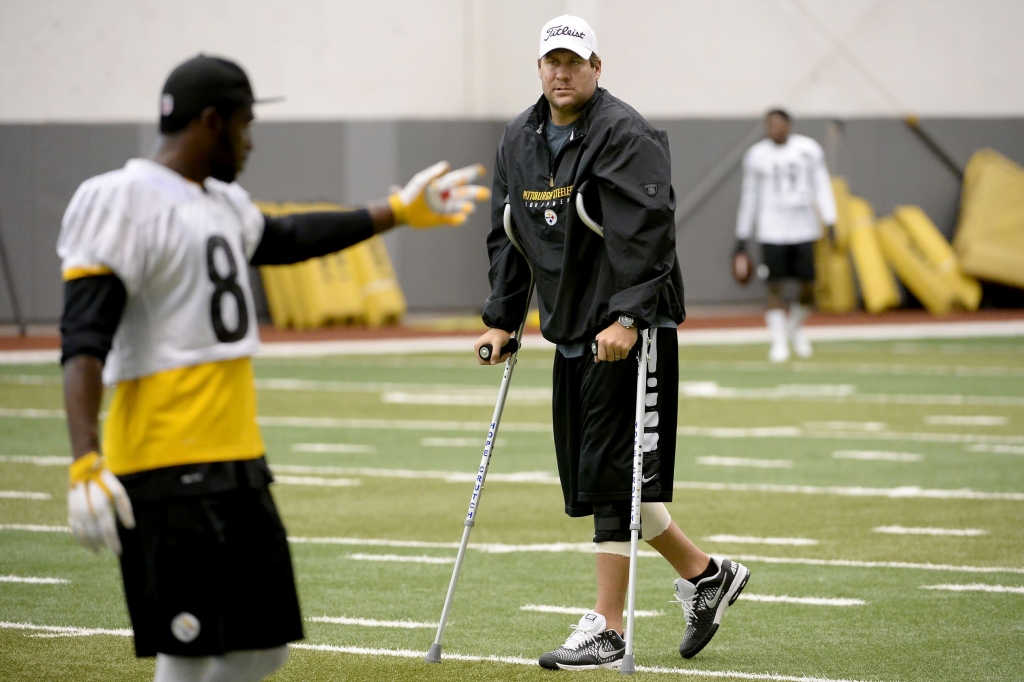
[593,501,674,556]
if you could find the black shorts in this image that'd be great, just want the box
[760,241,816,282]
[117,459,303,658]
[552,328,678,517]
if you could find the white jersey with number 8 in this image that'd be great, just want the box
[58,158,264,385]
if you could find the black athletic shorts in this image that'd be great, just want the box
[117,458,303,658]
[552,328,678,517]
[760,241,816,282]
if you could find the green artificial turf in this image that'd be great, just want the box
[1,337,1023,681]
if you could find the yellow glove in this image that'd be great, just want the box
[388,161,490,228]
[68,452,136,555]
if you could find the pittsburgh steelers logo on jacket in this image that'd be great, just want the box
[544,209,557,226]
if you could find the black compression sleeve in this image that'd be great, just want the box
[60,275,127,365]
[250,210,376,265]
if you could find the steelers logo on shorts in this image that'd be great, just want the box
[171,612,201,643]
[544,209,557,226]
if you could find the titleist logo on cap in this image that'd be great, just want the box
[545,25,586,41]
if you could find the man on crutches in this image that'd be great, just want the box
[474,15,750,671]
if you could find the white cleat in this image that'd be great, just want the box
[791,332,812,359]
[769,339,790,363]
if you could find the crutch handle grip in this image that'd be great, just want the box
[479,337,519,361]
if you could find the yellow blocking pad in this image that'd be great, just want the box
[877,216,957,315]
[830,177,854,251]
[895,206,981,310]
[848,197,900,313]
[954,149,1024,289]
[813,238,857,313]
[346,236,407,328]
[255,201,403,329]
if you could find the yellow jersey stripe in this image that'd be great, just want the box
[63,265,114,281]
[103,357,265,476]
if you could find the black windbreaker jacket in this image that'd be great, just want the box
[482,87,685,344]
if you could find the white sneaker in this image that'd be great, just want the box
[788,304,813,358]
[765,309,790,363]
[538,612,625,670]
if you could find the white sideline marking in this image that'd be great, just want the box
[268,464,1024,500]
[0,455,70,466]
[740,594,865,606]
[0,408,65,419]
[0,621,131,637]
[520,605,663,617]
[697,456,793,469]
[804,421,887,432]
[0,575,69,584]
[969,444,1024,456]
[0,491,50,500]
[0,374,59,385]
[307,615,436,629]
[382,390,549,406]
[346,553,454,565]
[873,526,988,537]
[925,415,1008,426]
[421,437,496,448]
[290,443,374,454]
[274,475,360,487]
[695,358,1024,379]
[921,583,1024,594]
[832,451,922,462]
[706,535,818,546]
[0,524,69,533]
[287,536,1024,574]
[258,415,553,433]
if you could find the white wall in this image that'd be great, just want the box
[3,0,1023,122]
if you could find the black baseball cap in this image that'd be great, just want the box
[159,54,281,133]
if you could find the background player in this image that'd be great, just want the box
[474,15,749,670]
[59,55,488,682]
[734,109,837,362]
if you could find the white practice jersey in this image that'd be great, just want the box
[58,158,265,385]
[735,134,837,245]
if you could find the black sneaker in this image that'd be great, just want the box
[675,557,750,659]
[538,612,625,671]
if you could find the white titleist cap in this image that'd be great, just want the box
[539,15,597,60]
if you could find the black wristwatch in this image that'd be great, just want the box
[617,314,635,330]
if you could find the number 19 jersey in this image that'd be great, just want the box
[58,158,266,475]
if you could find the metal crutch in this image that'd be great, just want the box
[425,204,535,663]
[578,181,649,674]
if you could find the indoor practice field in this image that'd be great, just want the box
[1,336,1023,681]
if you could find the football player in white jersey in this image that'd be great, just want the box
[59,55,489,682]
[734,109,837,362]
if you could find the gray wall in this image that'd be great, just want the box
[2,118,1023,323]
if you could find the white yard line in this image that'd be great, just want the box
[873,526,988,537]
[693,359,1024,379]
[832,451,922,462]
[921,584,1024,594]
[0,455,70,465]
[805,421,887,432]
[273,476,360,487]
[925,415,1008,426]
[0,524,69,533]
[286,536,1024,574]
[290,641,880,681]
[421,437,494,448]
[706,535,818,546]
[0,575,69,584]
[520,605,663,617]
[0,621,131,637]
[697,456,793,468]
[740,594,865,606]
[346,553,454,565]
[291,443,374,454]
[268,464,1024,501]
[307,616,436,629]
[5,408,1024,448]
[968,444,1024,456]
[0,491,50,500]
